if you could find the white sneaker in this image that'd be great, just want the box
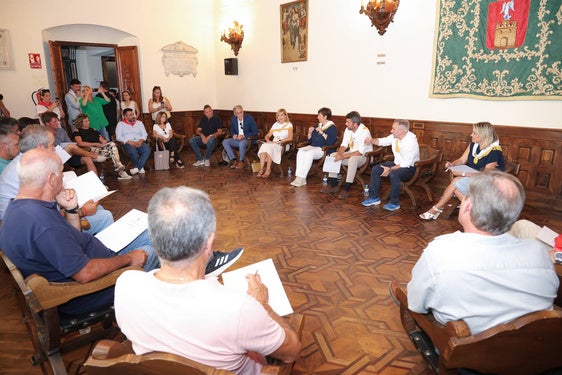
[129,167,139,175]
[139,168,146,174]
[204,159,211,167]
[117,170,132,180]
[95,155,107,163]
[193,160,205,167]
[291,177,306,187]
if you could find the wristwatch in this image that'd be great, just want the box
[64,206,79,214]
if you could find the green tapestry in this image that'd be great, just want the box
[431,0,562,100]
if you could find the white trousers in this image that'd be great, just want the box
[295,147,324,179]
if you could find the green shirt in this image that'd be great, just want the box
[80,97,109,130]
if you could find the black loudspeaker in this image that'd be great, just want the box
[224,58,238,75]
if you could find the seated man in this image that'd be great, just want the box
[189,104,223,167]
[0,148,159,315]
[41,111,104,175]
[0,124,112,235]
[116,108,151,175]
[115,186,301,374]
[222,105,258,169]
[407,170,559,335]
[362,119,419,211]
[321,111,372,199]
[0,128,19,174]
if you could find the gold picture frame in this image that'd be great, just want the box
[280,0,308,63]
[0,29,14,70]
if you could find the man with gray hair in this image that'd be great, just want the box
[115,186,300,374]
[0,148,158,315]
[0,124,112,235]
[407,170,559,334]
[362,119,419,211]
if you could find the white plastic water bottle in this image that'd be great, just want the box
[363,184,369,197]
[322,175,328,186]
[287,167,292,177]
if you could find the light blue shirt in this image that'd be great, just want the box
[116,120,147,144]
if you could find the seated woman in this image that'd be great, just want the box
[256,108,293,178]
[36,89,65,125]
[419,121,504,220]
[72,114,132,180]
[153,111,184,168]
[290,107,337,187]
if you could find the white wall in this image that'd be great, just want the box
[1,0,561,128]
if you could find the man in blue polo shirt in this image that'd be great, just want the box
[0,148,157,315]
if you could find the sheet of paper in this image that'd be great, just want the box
[62,171,78,185]
[221,258,294,317]
[536,226,559,247]
[55,145,71,164]
[95,209,148,252]
[447,164,479,174]
[322,155,342,174]
[63,170,116,207]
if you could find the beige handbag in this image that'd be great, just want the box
[154,141,170,170]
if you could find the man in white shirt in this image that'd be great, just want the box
[362,119,419,211]
[65,79,82,130]
[116,108,150,175]
[406,170,558,335]
[321,111,372,199]
[115,186,301,374]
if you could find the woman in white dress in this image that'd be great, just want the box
[256,108,293,178]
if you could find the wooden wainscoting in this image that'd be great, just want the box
[139,110,562,210]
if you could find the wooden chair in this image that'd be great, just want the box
[390,281,562,375]
[0,250,138,375]
[222,129,263,170]
[268,133,299,177]
[84,314,305,375]
[383,145,443,207]
[187,127,228,166]
[338,146,386,189]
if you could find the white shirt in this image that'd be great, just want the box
[407,231,559,334]
[341,123,373,155]
[377,131,419,168]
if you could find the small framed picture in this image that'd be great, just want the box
[0,29,14,70]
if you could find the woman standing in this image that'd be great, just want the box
[256,109,293,178]
[290,107,337,187]
[80,85,110,140]
[153,111,184,168]
[148,86,172,123]
[419,121,505,220]
[36,89,65,124]
[121,90,139,117]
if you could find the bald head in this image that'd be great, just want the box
[17,148,62,190]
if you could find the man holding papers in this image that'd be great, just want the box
[0,125,113,234]
[115,187,301,375]
[0,149,158,315]
[321,111,372,199]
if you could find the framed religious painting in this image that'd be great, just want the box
[280,0,308,63]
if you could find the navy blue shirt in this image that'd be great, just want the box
[0,199,116,315]
[198,114,222,136]
[466,142,505,171]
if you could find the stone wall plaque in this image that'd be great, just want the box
[161,41,198,77]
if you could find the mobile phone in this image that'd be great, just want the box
[554,251,562,264]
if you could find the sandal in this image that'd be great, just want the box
[419,206,444,220]
[257,168,265,177]
[262,169,271,178]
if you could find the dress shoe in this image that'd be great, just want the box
[320,185,337,194]
[235,160,245,169]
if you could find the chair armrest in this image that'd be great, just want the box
[26,265,143,310]
[383,154,394,162]
[247,130,263,142]
[414,153,439,168]
[91,339,134,360]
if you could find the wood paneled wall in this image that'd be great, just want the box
[141,110,562,211]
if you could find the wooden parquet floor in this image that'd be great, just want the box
[2,152,562,375]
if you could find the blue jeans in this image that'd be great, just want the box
[123,142,151,170]
[223,138,249,161]
[117,229,159,271]
[369,162,416,205]
[84,205,113,235]
[189,136,218,161]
